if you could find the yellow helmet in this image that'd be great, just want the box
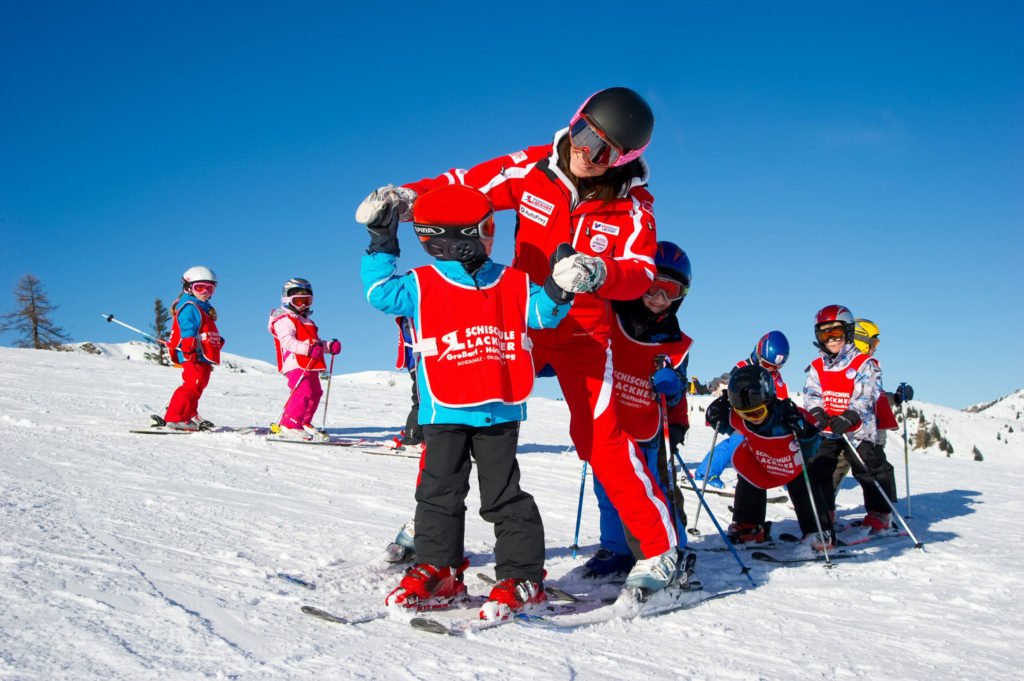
[853,318,880,355]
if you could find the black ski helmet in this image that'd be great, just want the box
[576,87,655,158]
[727,365,776,410]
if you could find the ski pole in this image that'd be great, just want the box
[570,461,588,559]
[659,395,683,544]
[676,442,755,585]
[276,372,307,429]
[688,429,721,536]
[840,433,924,549]
[899,388,912,518]
[101,313,162,344]
[792,429,834,568]
[320,353,336,432]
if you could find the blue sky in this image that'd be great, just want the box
[1,1,1021,409]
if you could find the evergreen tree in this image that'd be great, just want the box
[0,274,71,349]
[972,446,984,462]
[144,298,171,365]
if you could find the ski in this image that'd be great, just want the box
[300,605,384,625]
[276,573,316,590]
[409,600,579,637]
[688,487,788,504]
[750,550,858,565]
[691,541,781,553]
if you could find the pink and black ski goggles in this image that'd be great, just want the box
[568,109,649,168]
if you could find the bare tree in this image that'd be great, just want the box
[144,298,172,365]
[0,274,71,349]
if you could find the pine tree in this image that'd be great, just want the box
[972,446,984,462]
[0,274,71,349]
[144,298,171,365]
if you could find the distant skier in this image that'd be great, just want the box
[156,267,224,430]
[704,365,830,547]
[578,241,693,580]
[268,278,341,441]
[832,318,912,495]
[804,305,897,541]
[361,184,574,621]
[693,330,791,489]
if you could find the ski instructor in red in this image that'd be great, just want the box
[356,87,680,593]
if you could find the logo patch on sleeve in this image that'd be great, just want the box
[519,204,550,227]
[509,150,528,164]
[522,192,555,215]
[591,221,620,236]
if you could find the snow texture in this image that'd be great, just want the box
[0,346,1021,680]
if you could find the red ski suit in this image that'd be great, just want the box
[404,129,674,557]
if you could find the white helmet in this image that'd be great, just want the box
[182,266,217,289]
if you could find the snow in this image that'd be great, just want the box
[0,346,1022,680]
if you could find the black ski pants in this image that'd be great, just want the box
[809,438,897,515]
[414,421,545,582]
[732,473,833,537]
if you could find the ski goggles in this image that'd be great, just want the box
[815,324,846,344]
[758,357,781,372]
[191,282,216,295]
[285,294,313,308]
[569,115,629,168]
[734,402,769,422]
[644,276,688,302]
[413,213,495,241]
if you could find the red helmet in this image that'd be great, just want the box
[814,304,855,349]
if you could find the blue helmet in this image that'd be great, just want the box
[752,330,789,369]
[654,241,692,292]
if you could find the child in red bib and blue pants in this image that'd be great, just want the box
[360,184,574,621]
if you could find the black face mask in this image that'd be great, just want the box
[422,236,488,263]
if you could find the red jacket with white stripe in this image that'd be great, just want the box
[403,129,658,335]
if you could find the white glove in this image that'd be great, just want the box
[354,184,417,228]
[551,254,608,293]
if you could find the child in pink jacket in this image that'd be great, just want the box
[268,278,340,440]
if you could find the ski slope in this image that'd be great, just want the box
[0,346,1021,680]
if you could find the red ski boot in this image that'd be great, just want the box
[385,558,470,610]
[479,576,546,621]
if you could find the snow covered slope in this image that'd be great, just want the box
[0,347,1021,680]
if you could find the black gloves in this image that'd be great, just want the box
[778,400,819,440]
[544,242,577,303]
[828,409,862,435]
[669,423,688,451]
[705,393,731,433]
[366,205,400,256]
[808,407,829,431]
[894,383,914,405]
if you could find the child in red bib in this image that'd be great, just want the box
[161,266,224,430]
[360,184,574,621]
[705,365,831,549]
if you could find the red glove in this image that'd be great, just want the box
[324,339,341,355]
[309,342,325,362]
[179,337,198,362]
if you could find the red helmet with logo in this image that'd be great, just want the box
[813,304,855,350]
